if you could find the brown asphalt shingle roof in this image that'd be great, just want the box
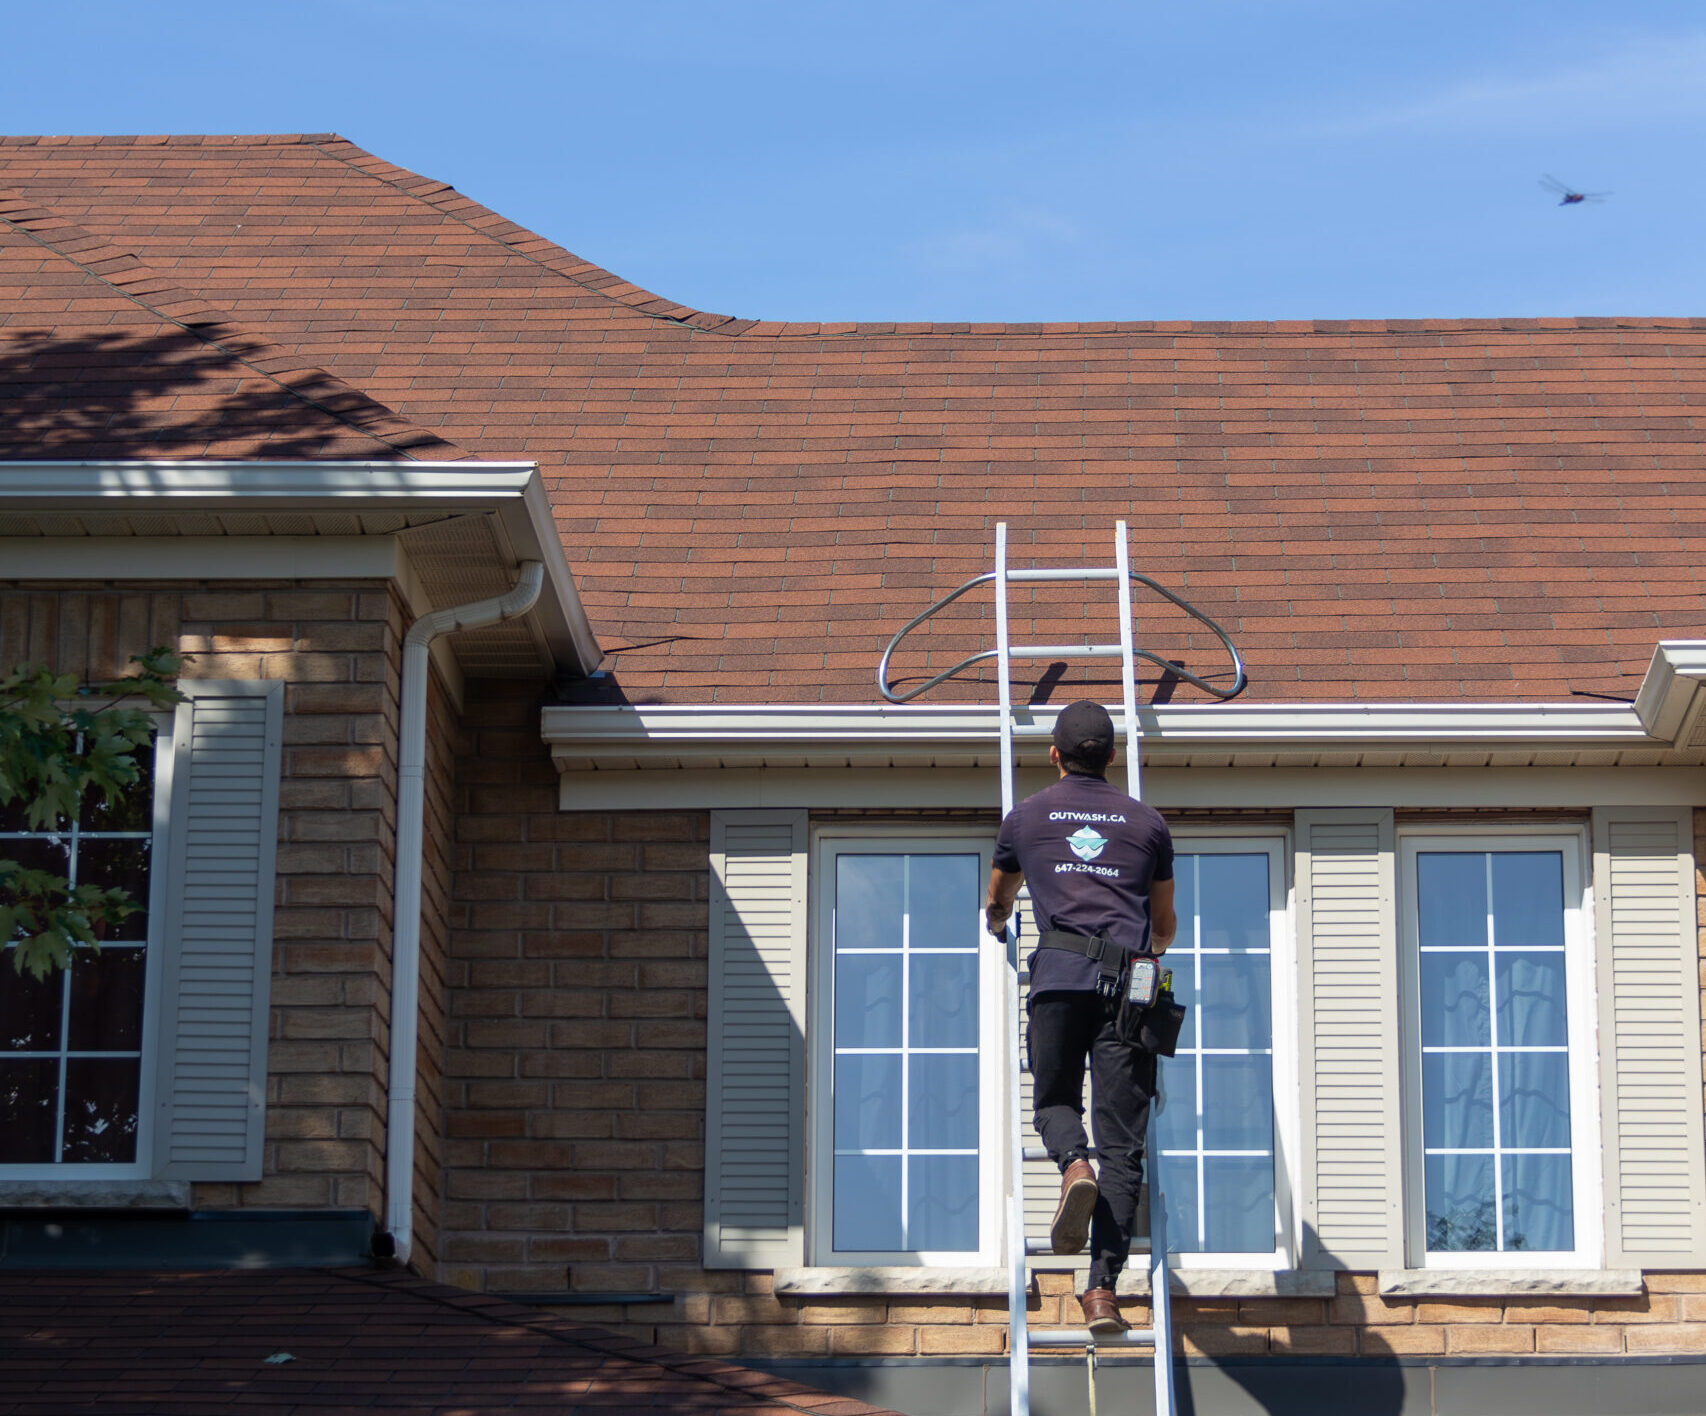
[3,133,1704,705]
[0,1268,904,1416]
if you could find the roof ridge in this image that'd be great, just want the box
[0,188,466,459]
[0,133,340,147]
[307,136,757,336]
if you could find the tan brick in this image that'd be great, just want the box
[1362,1325,1446,1356]
[1447,1324,1534,1355]
[829,1325,915,1356]
[889,1302,973,1326]
[738,1325,828,1356]
[796,1302,889,1326]
[1270,1325,1357,1355]
[1178,1326,1267,1356]
[1646,1273,1706,1294]
[1416,1299,1505,1324]
[1536,1325,1625,1354]
[712,1296,794,1325]
[922,1325,1003,1354]
[1591,1294,1680,1324]
[1328,1292,1415,1325]
[1626,1324,1706,1353]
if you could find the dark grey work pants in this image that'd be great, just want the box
[1027,990,1157,1291]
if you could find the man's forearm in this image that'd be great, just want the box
[985,866,1023,936]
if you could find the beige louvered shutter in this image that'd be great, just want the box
[1593,807,1706,1266]
[153,681,284,1181]
[704,810,808,1268]
[1296,808,1403,1268]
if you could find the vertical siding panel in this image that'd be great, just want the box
[704,810,807,1268]
[1297,809,1402,1268]
[1594,807,1706,1265]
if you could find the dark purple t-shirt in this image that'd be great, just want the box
[993,772,1174,994]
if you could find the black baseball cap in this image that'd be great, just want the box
[1052,700,1115,757]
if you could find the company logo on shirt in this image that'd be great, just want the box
[1066,826,1109,862]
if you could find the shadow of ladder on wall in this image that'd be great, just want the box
[877,522,1249,1416]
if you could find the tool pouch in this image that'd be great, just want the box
[1112,960,1187,1057]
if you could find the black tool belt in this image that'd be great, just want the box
[1036,927,1185,1057]
[1037,928,1133,1001]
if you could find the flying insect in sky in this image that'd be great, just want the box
[1540,174,1610,206]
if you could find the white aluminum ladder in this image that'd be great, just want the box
[877,522,1247,1416]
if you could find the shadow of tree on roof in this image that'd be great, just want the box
[0,328,430,460]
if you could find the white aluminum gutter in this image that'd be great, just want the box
[384,560,545,1267]
[0,459,602,676]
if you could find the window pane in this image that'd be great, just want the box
[834,1153,902,1251]
[1157,1152,1202,1251]
[79,752,155,832]
[1172,857,1197,929]
[908,1154,979,1251]
[1419,952,1489,1047]
[908,954,977,1048]
[1503,1153,1574,1253]
[1165,956,1198,1051]
[0,1058,58,1163]
[1422,1052,1493,1149]
[1197,855,1269,950]
[1203,1155,1275,1254]
[1199,1054,1273,1152]
[834,954,902,1048]
[60,1057,140,1163]
[1153,1055,1198,1154]
[907,856,978,952]
[1417,854,1487,946]
[1491,853,1564,948]
[908,1053,978,1150]
[1425,1152,1497,1251]
[1200,954,1270,1050]
[1498,1052,1572,1151]
[77,839,151,941]
[67,946,146,1053]
[834,1053,901,1150]
[835,856,904,951]
[0,960,64,1052]
[1495,952,1567,1047]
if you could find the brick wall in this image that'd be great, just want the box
[443,703,1706,1357]
[1,580,404,1218]
[441,682,708,1292]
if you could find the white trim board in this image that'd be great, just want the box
[0,536,409,582]
[555,765,1706,812]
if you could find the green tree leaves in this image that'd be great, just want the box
[0,649,185,980]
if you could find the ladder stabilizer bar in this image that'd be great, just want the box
[877,570,1247,705]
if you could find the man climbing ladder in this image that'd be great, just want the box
[984,699,1178,1336]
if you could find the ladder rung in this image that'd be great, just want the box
[1010,724,1056,737]
[1007,643,1125,659]
[1020,1145,1100,1162]
[1028,1327,1156,1347]
[1006,568,1122,582]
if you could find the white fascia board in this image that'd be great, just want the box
[0,459,537,508]
[542,700,1652,759]
[0,459,602,675]
[0,536,406,580]
[1633,641,1706,744]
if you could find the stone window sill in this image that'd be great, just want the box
[1377,1268,1645,1297]
[0,1181,191,1211]
[774,1267,1337,1298]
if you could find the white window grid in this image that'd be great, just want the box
[0,728,168,1177]
[1399,829,1601,1269]
[809,829,1000,1266]
[1156,836,1293,1266]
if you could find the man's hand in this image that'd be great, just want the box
[986,865,1023,939]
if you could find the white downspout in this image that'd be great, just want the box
[384,560,545,1266]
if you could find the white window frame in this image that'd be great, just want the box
[808,825,1001,1267]
[1397,827,1603,1269]
[0,724,171,1181]
[1162,831,1300,1271]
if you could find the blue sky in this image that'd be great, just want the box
[5,1,1702,322]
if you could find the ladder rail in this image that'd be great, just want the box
[875,568,1248,706]
[890,522,1194,1416]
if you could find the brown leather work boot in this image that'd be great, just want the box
[1081,1287,1129,1335]
[1049,1158,1097,1255]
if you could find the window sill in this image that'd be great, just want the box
[773,1267,1338,1299]
[775,1267,1009,1296]
[1378,1268,1644,1297]
[1117,1269,1337,1298]
[0,1180,190,1211]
